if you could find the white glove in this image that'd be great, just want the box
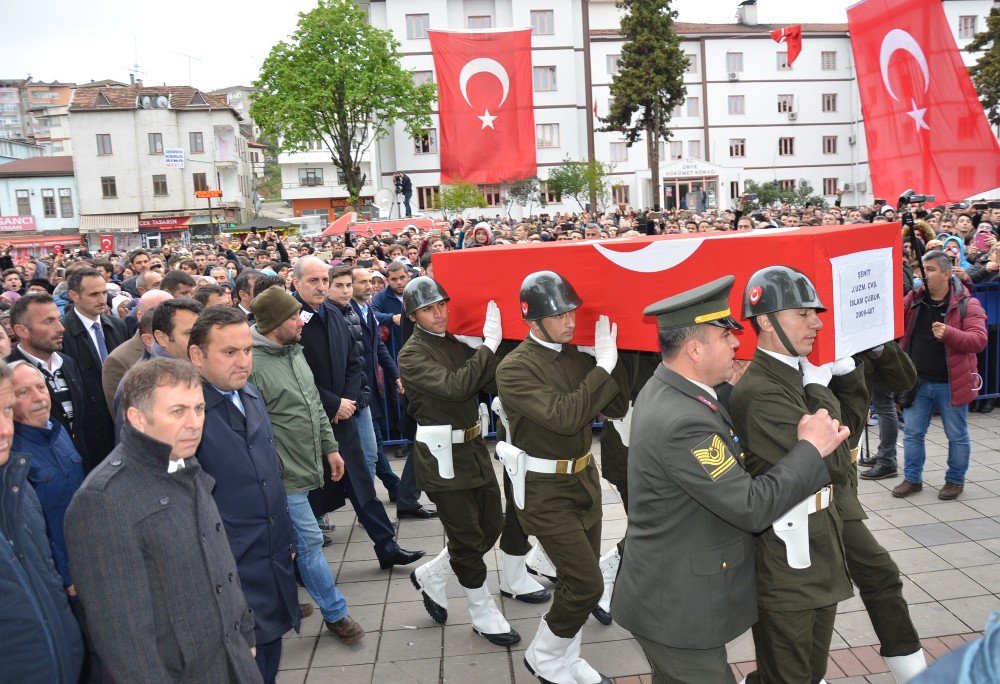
[576,345,596,357]
[830,357,857,376]
[594,315,618,374]
[801,359,833,387]
[482,300,502,353]
[454,335,484,350]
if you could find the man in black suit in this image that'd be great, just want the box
[7,293,90,463]
[59,268,127,471]
[118,249,151,297]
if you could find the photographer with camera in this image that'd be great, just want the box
[393,172,413,218]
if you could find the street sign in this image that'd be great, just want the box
[164,148,185,168]
[195,190,223,198]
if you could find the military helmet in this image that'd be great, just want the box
[403,276,450,316]
[742,266,826,318]
[519,270,582,321]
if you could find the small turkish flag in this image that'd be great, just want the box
[771,25,802,66]
[848,0,1000,201]
[430,29,537,184]
[100,235,114,252]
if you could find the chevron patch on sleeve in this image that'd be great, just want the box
[690,434,737,481]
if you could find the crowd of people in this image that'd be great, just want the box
[0,194,997,684]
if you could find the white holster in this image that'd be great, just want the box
[495,441,527,509]
[415,424,455,479]
[610,402,634,447]
[478,402,490,437]
[772,498,811,569]
[491,397,510,435]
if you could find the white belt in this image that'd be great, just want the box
[523,453,591,475]
[807,485,833,514]
[450,424,481,443]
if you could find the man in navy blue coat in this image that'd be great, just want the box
[187,306,299,683]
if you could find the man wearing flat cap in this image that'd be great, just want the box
[613,275,849,684]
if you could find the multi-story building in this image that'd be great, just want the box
[0,81,26,142]
[69,84,254,250]
[0,139,48,164]
[22,81,75,153]
[278,137,382,222]
[208,85,260,140]
[0,156,81,256]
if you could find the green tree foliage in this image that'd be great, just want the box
[599,0,688,209]
[745,180,826,209]
[252,0,435,204]
[547,158,614,210]
[968,7,1000,127]
[437,181,488,220]
[502,177,540,217]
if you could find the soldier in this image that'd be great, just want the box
[730,266,855,683]
[614,275,847,683]
[397,276,519,646]
[496,270,628,684]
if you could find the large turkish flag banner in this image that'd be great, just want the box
[848,0,1000,202]
[429,29,537,184]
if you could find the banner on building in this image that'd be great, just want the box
[164,148,186,168]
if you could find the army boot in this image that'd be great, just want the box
[525,543,558,584]
[463,584,520,646]
[410,548,452,623]
[885,649,927,683]
[500,552,551,603]
[525,617,611,684]
[591,547,620,625]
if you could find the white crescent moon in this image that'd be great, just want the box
[879,29,930,102]
[459,58,510,109]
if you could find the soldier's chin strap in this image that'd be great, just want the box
[766,312,800,357]
[536,318,557,344]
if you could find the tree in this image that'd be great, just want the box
[436,181,488,220]
[582,160,615,213]
[599,0,688,211]
[745,180,827,209]
[968,7,1000,127]
[251,0,435,205]
[546,158,614,211]
[502,177,540,217]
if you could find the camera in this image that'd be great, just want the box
[898,189,935,207]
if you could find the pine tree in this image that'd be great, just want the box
[968,7,1000,127]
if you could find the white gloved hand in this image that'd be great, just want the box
[594,315,618,374]
[454,335,485,350]
[801,359,833,387]
[482,300,502,353]
[830,357,857,376]
[576,345,596,357]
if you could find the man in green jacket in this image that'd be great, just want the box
[248,285,364,645]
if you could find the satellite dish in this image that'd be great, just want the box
[374,188,395,218]
[141,96,152,109]
[156,96,169,109]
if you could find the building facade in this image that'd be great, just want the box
[278,137,382,223]
[208,85,261,140]
[0,80,76,153]
[0,156,81,256]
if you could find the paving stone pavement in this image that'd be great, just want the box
[278,410,1000,683]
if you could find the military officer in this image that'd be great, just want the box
[730,266,856,684]
[614,276,847,684]
[496,270,628,684]
[397,276,519,646]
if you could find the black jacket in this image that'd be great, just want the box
[352,300,399,421]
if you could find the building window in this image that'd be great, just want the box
[15,190,29,215]
[152,174,168,196]
[730,181,741,200]
[417,186,439,210]
[669,140,683,159]
[41,189,56,218]
[300,209,329,218]
[541,181,561,204]
[610,142,628,162]
[531,10,554,35]
[823,135,838,154]
[821,51,837,70]
[689,140,701,158]
[534,66,557,92]
[777,52,791,71]
[406,14,430,39]
[414,129,438,154]
[189,131,204,153]
[148,132,163,154]
[193,172,208,193]
[779,179,796,191]
[96,133,112,155]
[778,137,795,156]
[823,178,839,195]
[686,96,700,117]
[536,123,560,148]
[686,53,698,73]
[822,93,838,112]
[468,15,492,29]
[58,188,73,217]
[612,185,629,205]
[101,176,117,198]
[729,138,746,157]
[412,71,434,86]
[479,183,501,206]
[298,168,324,186]
[727,52,744,73]
[959,16,977,39]
[728,95,745,115]
[607,54,621,76]
[336,168,347,184]
[777,94,794,113]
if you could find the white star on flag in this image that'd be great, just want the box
[478,109,497,129]
[906,98,930,132]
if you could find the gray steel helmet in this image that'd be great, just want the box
[403,276,450,316]
[519,270,583,321]
[742,265,826,318]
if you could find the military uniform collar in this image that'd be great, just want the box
[656,364,734,425]
[524,334,562,358]
[757,346,801,370]
[528,332,562,352]
[752,347,804,386]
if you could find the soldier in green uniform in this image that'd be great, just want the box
[730,266,855,684]
[496,270,628,684]
[614,275,848,684]
[397,276,519,646]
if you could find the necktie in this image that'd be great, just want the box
[92,320,109,363]
[223,391,245,416]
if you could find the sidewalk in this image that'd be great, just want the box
[278,409,1000,683]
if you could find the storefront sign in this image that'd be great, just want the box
[139,216,190,230]
[329,197,374,208]
[0,216,36,232]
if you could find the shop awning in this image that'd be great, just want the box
[79,213,139,233]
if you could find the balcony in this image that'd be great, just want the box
[281,179,376,201]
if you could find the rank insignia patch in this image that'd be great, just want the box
[691,434,737,481]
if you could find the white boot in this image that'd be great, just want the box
[410,548,452,624]
[500,552,552,603]
[563,629,612,683]
[524,617,610,684]
[525,543,558,583]
[885,649,927,683]
[592,547,620,625]
[463,583,520,646]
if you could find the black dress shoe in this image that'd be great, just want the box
[859,464,899,480]
[397,505,438,520]
[379,548,426,570]
[591,606,612,625]
[501,588,552,604]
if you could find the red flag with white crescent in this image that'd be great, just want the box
[847,0,1000,201]
[771,25,802,65]
[429,29,537,184]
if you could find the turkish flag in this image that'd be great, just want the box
[99,235,114,251]
[429,29,537,184]
[848,0,1000,202]
[771,25,802,65]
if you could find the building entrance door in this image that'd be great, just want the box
[663,176,718,212]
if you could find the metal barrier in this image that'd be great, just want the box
[973,282,1000,400]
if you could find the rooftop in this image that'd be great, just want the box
[0,155,74,177]
[70,85,237,118]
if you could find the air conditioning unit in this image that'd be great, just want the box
[857,181,867,192]
[788,111,798,121]
[728,71,740,81]
[848,135,857,145]
[843,183,855,192]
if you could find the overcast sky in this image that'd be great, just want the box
[2,0,857,91]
